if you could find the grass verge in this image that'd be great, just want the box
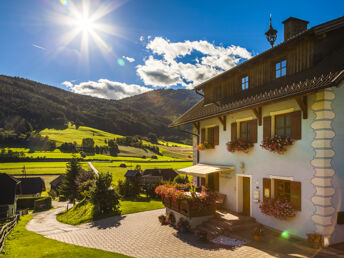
[2,214,129,257]
[57,195,163,225]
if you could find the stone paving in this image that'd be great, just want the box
[26,207,344,258]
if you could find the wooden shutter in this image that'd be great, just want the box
[214,126,219,146]
[263,178,271,202]
[231,122,237,141]
[290,181,301,211]
[263,116,271,139]
[250,119,258,143]
[291,111,302,140]
[201,128,205,144]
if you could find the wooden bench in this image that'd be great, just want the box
[216,192,226,210]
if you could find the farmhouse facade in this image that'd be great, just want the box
[171,16,344,245]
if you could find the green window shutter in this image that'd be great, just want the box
[290,181,301,211]
[263,116,271,139]
[291,111,302,140]
[214,126,219,146]
[250,119,258,143]
[201,128,205,144]
[231,122,237,141]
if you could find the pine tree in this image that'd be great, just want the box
[59,156,82,203]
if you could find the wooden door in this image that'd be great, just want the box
[207,173,219,191]
[243,177,250,216]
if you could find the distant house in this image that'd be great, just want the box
[17,177,46,197]
[124,170,141,180]
[0,173,21,218]
[142,169,178,182]
[50,175,65,195]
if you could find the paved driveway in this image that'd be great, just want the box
[26,207,341,258]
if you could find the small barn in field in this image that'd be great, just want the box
[50,175,65,195]
[140,169,178,184]
[124,170,141,180]
[0,173,21,218]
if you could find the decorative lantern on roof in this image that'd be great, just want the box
[265,15,278,48]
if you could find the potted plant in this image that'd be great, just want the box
[226,140,253,153]
[253,226,264,241]
[176,218,191,233]
[260,135,294,154]
[306,233,323,248]
[158,215,167,225]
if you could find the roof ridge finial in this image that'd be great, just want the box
[265,14,278,48]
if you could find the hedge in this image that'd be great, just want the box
[34,197,52,211]
[17,197,42,209]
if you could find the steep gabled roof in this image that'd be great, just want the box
[17,177,45,195]
[170,17,344,127]
[50,175,64,188]
[142,169,178,181]
[125,170,141,177]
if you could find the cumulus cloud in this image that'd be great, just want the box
[62,79,151,100]
[122,56,135,62]
[136,37,252,89]
[139,36,144,41]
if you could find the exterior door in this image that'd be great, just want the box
[207,173,219,191]
[243,177,250,216]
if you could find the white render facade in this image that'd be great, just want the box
[191,83,344,245]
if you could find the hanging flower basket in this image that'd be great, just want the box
[260,135,294,154]
[259,199,296,220]
[226,140,253,153]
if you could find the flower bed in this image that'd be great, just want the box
[260,135,294,153]
[259,199,296,220]
[155,184,216,218]
[226,140,253,153]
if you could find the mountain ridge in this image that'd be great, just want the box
[0,75,201,143]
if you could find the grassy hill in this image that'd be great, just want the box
[0,75,201,144]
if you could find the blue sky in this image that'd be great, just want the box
[0,0,343,99]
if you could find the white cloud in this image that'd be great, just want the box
[122,56,135,62]
[139,36,144,41]
[136,37,252,89]
[63,79,151,100]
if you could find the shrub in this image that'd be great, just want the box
[89,172,120,215]
[59,195,66,202]
[143,183,161,199]
[34,197,52,211]
[17,197,42,209]
[141,155,146,159]
[48,190,57,199]
[173,174,189,184]
[151,155,158,159]
[117,178,140,198]
[119,163,127,168]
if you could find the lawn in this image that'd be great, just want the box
[93,161,193,184]
[57,196,164,225]
[0,162,89,175]
[3,214,129,257]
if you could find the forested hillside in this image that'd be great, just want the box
[0,75,201,144]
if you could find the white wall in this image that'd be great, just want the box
[197,95,317,239]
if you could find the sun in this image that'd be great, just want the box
[76,16,94,32]
[53,0,125,67]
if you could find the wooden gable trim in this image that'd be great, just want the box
[295,96,308,119]
[218,116,227,131]
[251,107,262,126]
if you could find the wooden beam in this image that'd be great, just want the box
[218,116,227,131]
[193,122,200,132]
[252,107,262,126]
[295,96,308,119]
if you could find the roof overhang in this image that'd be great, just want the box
[178,164,234,177]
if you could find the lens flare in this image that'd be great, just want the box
[117,58,125,66]
[281,230,290,239]
[60,0,68,6]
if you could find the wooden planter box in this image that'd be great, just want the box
[162,198,171,208]
[165,199,215,218]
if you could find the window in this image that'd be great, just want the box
[207,127,215,146]
[241,76,249,90]
[240,121,251,141]
[274,179,291,202]
[200,126,219,147]
[275,59,287,78]
[275,113,291,137]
